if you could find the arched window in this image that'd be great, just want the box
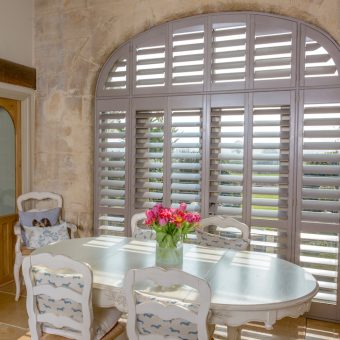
[95,12,340,321]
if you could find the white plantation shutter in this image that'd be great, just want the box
[171,20,205,90]
[170,107,203,211]
[209,94,245,217]
[95,99,128,235]
[134,26,167,94]
[104,58,127,90]
[135,109,165,209]
[302,27,340,87]
[95,12,340,321]
[211,15,247,90]
[250,95,292,259]
[296,89,340,317]
[253,16,296,88]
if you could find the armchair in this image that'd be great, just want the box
[13,191,77,301]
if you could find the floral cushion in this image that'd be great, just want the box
[195,228,249,250]
[135,292,200,340]
[133,226,156,241]
[33,266,121,340]
[23,222,70,249]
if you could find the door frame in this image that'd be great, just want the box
[0,81,35,194]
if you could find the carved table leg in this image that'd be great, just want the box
[227,326,241,340]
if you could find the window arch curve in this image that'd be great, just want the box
[95,12,340,321]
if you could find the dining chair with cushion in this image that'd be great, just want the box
[14,191,78,301]
[131,212,156,241]
[125,266,214,340]
[196,215,250,250]
[22,253,126,340]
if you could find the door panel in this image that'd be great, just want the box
[0,98,21,285]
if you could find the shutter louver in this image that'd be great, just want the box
[211,23,247,87]
[136,45,165,88]
[209,107,244,217]
[104,58,127,90]
[305,36,338,80]
[171,26,204,87]
[171,109,202,211]
[300,232,338,305]
[135,110,165,209]
[96,109,127,235]
[301,103,340,223]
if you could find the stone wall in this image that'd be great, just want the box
[34,0,340,236]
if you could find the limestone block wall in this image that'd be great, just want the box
[34,0,340,236]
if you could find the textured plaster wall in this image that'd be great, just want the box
[34,0,340,236]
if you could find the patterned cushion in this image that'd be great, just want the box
[19,207,61,227]
[20,207,61,245]
[33,266,121,340]
[133,227,156,241]
[23,222,70,249]
[135,292,200,340]
[195,228,249,250]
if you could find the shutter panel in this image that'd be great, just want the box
[170,107,203,211]
[297,89,340,313]
[95,100,128,235]
[171,20,205,91]
[302,27,340,87]
[97,44,129,97]
[250,92,293,259]
[211,15,247,90]
[134,26,167,94]
[135,109,165,209]
[104,58,127,90]
[253,16,296,88]
[209,105,245,217]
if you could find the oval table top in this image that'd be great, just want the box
[33,235,318,328]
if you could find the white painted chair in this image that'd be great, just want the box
[125,267,213,340]
[131,212,156,241]
[22,253,126,340]
[14,191,78,301]
[196,215,250,250]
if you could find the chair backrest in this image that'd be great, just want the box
[131,212,156,241]
[22,253,93,340]
[197,215,250,250]
[125,267,211,340]
[17,192,62,212]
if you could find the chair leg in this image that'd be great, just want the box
[14,254,23,301]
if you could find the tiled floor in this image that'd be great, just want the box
[0,281,339,340]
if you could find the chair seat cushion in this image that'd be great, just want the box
[195,228,249,250]
[135,292,212,340]
[22,222,70,249]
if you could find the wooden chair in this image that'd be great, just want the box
[131,212,156,241]
[22,253,126,340]
[196,215,250,250]
[125,267,213,340]
[14,192,77,301]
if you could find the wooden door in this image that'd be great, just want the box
[0,98,21,285]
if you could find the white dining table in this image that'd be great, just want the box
[33,235,318,340]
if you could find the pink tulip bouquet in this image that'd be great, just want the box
[145,203,201,248]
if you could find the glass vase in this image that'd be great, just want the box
[155,241,183,268]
